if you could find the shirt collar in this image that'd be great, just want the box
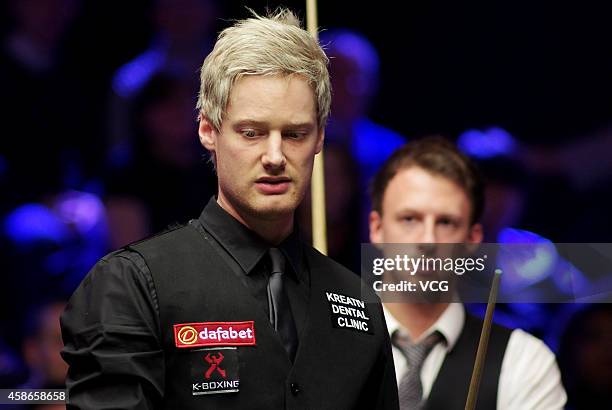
[199,197,305,282]
[384,303,465,351]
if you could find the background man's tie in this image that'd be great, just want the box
[267,248,299,361]
[393,330,444,410]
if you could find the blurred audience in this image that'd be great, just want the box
[458,127,585,338]
[558,304,612,409]
[0,339,27,389]
[1,0,102,208]
[298,29,405,270]
[104,74,216,248]
[21,301,67,390]
[522,127,612,242]
[108,0,221,169]
[298,143,361,271]
[103,0,221,248]
[321,29,406,177]
[0,191,109,357]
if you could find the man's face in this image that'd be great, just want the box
[370,166,482,245]
[199,74,323,221]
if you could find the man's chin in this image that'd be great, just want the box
[248,197,299,219]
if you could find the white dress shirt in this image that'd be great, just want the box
[385,303,567,409]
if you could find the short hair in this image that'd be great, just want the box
[196,8,331,131]
[370,136,485,225]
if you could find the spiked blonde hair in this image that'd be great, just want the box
[196,8,331,130]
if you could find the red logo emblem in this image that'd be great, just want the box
[174,321,256,348]
[204,352,226,379]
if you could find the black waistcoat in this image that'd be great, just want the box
[130,224,396,409]
[425,314,512,410]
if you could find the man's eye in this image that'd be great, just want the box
[438,218,456,227]
[241,130,257,138]
[284,131,306,139]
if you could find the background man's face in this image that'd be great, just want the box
[200,74,323,220]
[370,166,482,245]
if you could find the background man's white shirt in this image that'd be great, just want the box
[385,303,567,409]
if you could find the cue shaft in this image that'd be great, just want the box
[464,269,502,410]
[306,0,328,255]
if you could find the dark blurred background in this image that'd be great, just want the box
[1,0,611,408]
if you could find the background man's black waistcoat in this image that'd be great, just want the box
[425,313,512,410]
[130,224,394,409]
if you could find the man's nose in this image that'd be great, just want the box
[421,219,437,243]
[418,219,438,256]
[262,133,286,170]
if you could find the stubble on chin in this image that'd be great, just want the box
[251,193,301,221]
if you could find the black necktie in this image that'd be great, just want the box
[267,248,299,362]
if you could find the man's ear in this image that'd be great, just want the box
[315,128,325,154]
[198,115,217,152]
[467,223,484,244]
[369,210,384,244]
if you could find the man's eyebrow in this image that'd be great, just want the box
[395,208,421,215]
[284,122,316,129]
[232,119,268,128]
[395,209,462,219]
[436,213,463,221]
[232,119,316,129]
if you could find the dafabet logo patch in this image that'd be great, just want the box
[174,321,256,348]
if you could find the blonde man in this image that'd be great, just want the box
[61,9,398,409]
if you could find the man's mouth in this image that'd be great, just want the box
[255,176,292,195]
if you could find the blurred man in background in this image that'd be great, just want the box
[558,304,612,409]
[21,301,67,390]
[369,137,566,409]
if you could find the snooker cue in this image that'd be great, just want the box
[306,0,328,255]
[464,269,503,410]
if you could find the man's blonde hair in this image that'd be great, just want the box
[196,8,331,130]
